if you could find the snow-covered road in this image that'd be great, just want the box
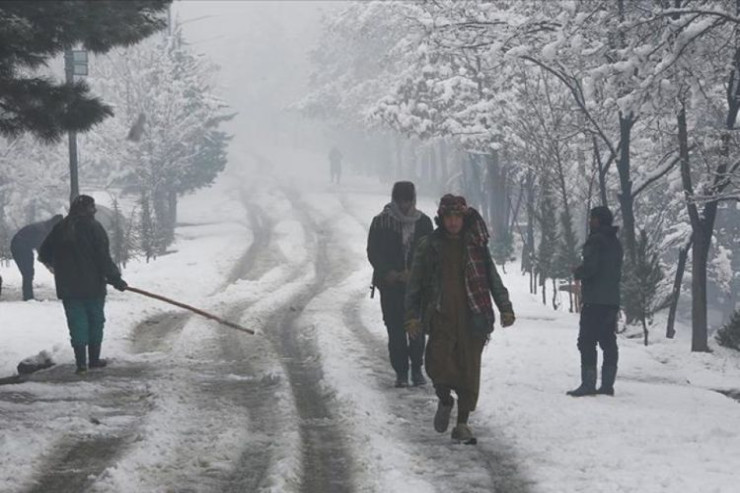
[2,147,740,493]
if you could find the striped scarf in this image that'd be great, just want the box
[463,208,494,323]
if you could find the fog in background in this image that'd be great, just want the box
[175,1,340,160]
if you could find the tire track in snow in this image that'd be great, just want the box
[207,200,291,492]
[267,189,355,493]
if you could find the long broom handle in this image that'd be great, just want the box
[125,286,255,335]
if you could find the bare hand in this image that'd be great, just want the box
[405,318,422,339]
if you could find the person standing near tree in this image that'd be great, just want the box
[329,146,343,184]
[38,195,128,375]
[405,194,515,443]
[368,181,433,388]
[567,205,623,397]
[10,214,63,300]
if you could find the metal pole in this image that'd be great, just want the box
[64,47,79,203]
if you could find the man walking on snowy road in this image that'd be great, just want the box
[567,205,623,397]
[10,214,63,300]
[405,194,515,443]
[368,181,433,388]
[38,195,128,375]
[329,146,343,184]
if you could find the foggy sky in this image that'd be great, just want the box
[175,1,339,147]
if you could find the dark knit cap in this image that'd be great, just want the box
[391,181,416,202]
[437,194,467,217]
[590,206,613,226]
[70,195,96,216]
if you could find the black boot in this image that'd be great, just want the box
[394,370,409,388]
[88,344,107,369]
[73,345,87,374]
[566,366,597,397]
[597,366,617,396]
[411,366,427,386]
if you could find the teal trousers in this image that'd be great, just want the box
[62,297,106,346]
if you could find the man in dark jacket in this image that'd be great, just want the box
[38,195,127,375]
[405,194,515,443]
[10,214,63,300]
[368,181,433,387]
[568,206,623,397]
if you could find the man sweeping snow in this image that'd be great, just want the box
[38,195,128,375]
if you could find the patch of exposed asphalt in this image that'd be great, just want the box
[7,362,153,493]
[130,310,191,355]
[713,388,740,404]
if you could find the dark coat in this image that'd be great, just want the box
[38,214,122,299]
[574,225,623,307]
[10,216,60,252]
[367,209,433,289]
[405,227,513,337]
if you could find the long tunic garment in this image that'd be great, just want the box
[425,234,486,413]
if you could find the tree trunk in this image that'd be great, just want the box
[552,277,558,310]
[677,104,711,352]
[666,238,692,339]
[421,145,430,185]
[394,134,404,178]
[439,139,449,190]
[642,317,649,347]
[541,276,546,305]
[617,114,637,260]
[691,236,710,352]
[429,143,438,191]
[568,276,574,313]
[590,111,608,207]
[168,190,178,228]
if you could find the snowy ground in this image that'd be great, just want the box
[1,147,740,493]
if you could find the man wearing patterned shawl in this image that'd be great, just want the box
[405,194,515,443]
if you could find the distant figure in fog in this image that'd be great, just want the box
[329,146,343,184]
[10,214,63,300]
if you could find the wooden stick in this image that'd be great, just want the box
[125,286,255,335]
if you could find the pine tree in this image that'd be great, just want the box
[139,191,156,262]
[0,203,11,262]
[536,182,558,307]
[554,210,580,312]
[490,230,514,274]
[0,1,171,141]
[622,229,663,345]
[716,309,740,351]
[110,198,131,269]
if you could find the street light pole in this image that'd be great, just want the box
[64,47,79,203]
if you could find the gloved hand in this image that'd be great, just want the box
[112,278,128,292]
[405,318,422,339]
[501,311,515,327]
